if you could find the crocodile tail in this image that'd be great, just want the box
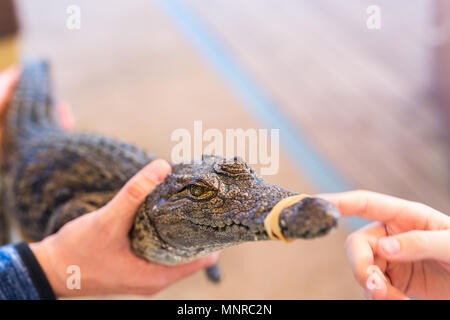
[6,60,61,142]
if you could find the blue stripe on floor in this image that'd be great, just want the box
[153,0,368,230]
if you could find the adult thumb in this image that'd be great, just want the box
[100,159,171,228]
[376,230,450,263]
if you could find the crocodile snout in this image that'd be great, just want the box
[277,197,339,240]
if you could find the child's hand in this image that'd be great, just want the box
[322,190,450,300]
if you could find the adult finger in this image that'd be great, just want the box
[99,159,171,228]
[0,66,20,114]
[377,230,450,263]
[320,190,450,230]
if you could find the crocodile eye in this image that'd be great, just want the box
[190,185,205,197]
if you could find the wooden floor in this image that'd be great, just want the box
[13,0,449,299]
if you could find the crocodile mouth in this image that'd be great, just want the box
[186,218,270,241]
[183,196,340,242]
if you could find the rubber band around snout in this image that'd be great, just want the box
[263,194,310,243]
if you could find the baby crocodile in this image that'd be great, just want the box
[0,61,339,282]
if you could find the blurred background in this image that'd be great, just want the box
[0,0,448,299]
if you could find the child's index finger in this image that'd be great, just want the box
[319,190,448,231]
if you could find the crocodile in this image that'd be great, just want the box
[0,61,339,282]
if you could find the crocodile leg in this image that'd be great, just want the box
[205,263,222,283]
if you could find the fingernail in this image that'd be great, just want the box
[379,237,400,255]
[366,273,386,293]
[145,161,167,182]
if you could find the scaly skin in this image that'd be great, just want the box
[1,61,339,279]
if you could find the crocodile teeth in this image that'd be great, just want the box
[216,221,225,227]
[194,220,254,234]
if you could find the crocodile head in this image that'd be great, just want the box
[130,155,339,265]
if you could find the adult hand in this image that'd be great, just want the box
[30,159,219,297]
[322,190,450,300]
